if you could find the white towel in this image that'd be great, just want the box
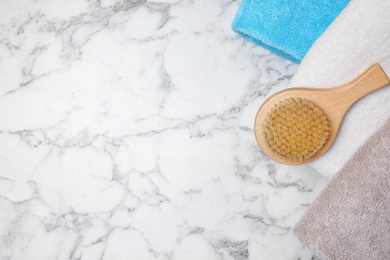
[289,0,390,179]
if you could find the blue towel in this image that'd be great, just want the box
[232,0,349,63]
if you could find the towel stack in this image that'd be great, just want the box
[232,0,390,258]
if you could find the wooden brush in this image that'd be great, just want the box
[255,56,390,165]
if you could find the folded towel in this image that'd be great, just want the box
[289,0,390,178]
[232,0,349,63]
[294,116,390,259]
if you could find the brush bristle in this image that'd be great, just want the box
[262,97,330,162]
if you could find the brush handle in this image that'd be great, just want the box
[331,63,390,111]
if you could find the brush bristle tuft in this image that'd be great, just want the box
[262,97,330,162]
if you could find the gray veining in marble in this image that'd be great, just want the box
[0,0,329,259]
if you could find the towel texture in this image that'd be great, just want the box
[232,0,349,63]
[289,0,390,178]
[294,116,390,259]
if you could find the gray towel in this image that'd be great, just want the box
[294,116,390,259]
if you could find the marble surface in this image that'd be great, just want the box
[0,0,329,259]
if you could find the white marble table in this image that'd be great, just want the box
[0,0,329,259]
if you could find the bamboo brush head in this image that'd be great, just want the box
[262,97,330,162]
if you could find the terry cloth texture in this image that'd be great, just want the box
[294,116,390,259]
[289,0,390,178]
[232,0,349,63]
